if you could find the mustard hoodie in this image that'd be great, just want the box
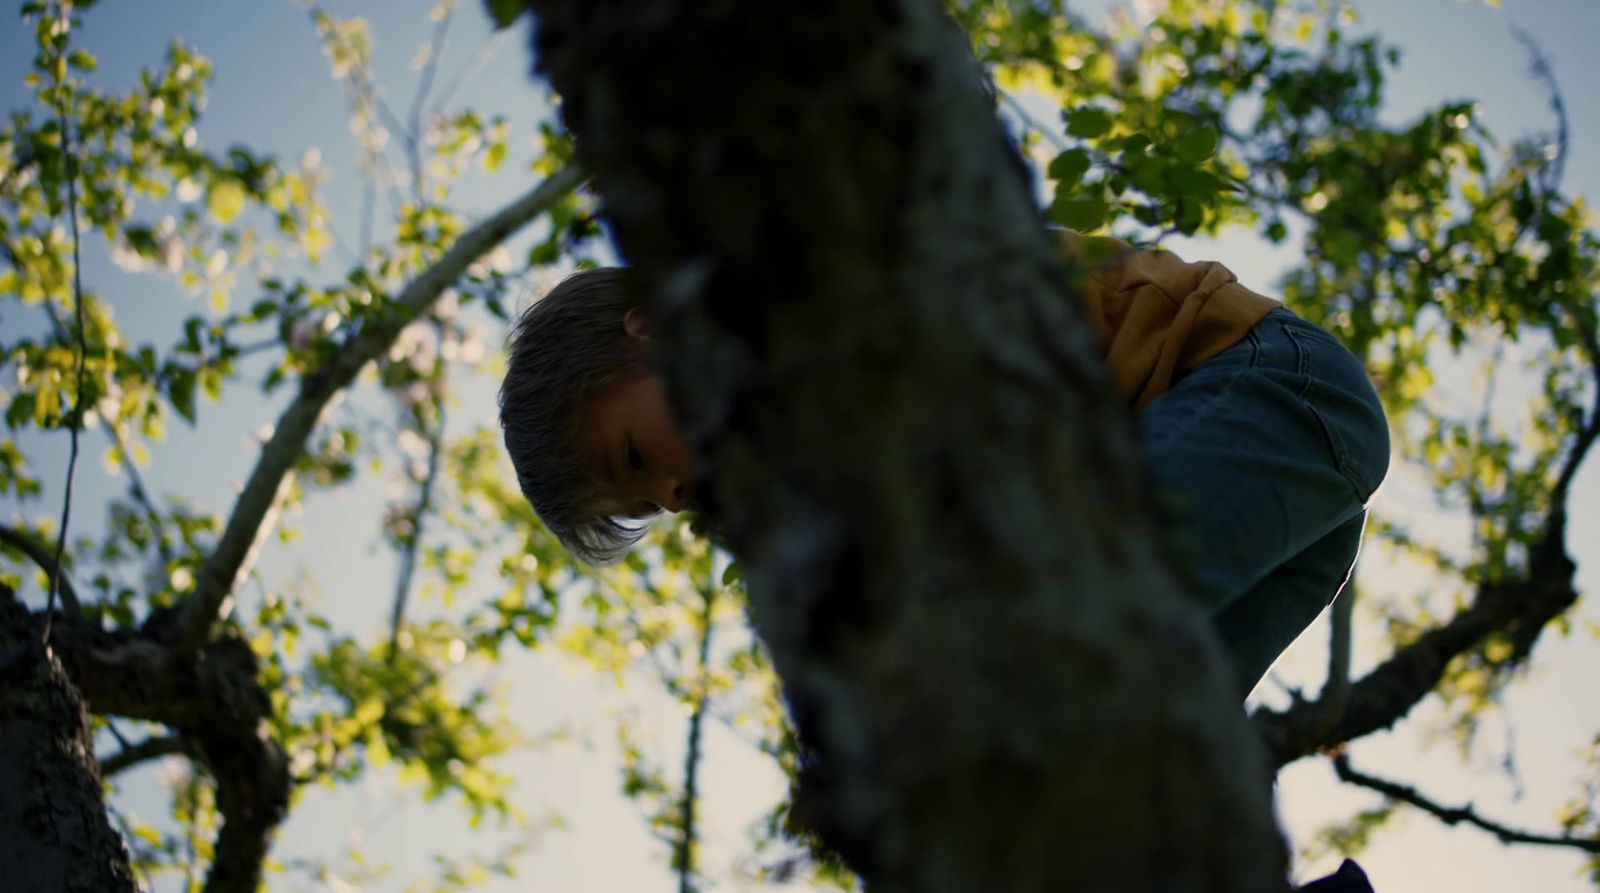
[1056,229,1281,409]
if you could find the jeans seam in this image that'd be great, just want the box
[1282,324,1371,499]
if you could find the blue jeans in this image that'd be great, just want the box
[1139,307,1390,696]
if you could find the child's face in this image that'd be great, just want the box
[577,315,694,517]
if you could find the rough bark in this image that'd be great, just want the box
[56,608,291,891]
[521,3,1287,890]
[0,587,138,893]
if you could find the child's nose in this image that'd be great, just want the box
[653,476,687,513]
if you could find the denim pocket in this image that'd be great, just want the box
[1281,321,1390,501]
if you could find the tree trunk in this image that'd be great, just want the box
[521,2,1288,891]
[0,587,138,893]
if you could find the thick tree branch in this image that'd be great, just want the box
[0,581,291,893]
[0,523,82,614]
[1252,528,1577,767]
[523,2,1285,890]
[1332,755,1600,853]
[0,587,138,891]
[181,164,585,651]
[100,733,188,777]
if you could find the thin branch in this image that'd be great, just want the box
[1332,754,1600,853]
[676,578,716,893]
[1310,574,1356,732]
[1510,28,1569,193]
[407,2,455,197]
[1546,304,1600,532]
[46,84,89,638]
[179,164,585,651]
[389,387,446,662]
[360,175,377,259]
[0,524,81,614]
[100,734,187,777]
[1252,533,1577,767]
[105,421,174,566]
[998,89,1068,153]
[429,29,508,115]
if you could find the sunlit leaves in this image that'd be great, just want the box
[5,1,1594,889]
[206,179,245,225]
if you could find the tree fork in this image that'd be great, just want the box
[519,2,1287,890]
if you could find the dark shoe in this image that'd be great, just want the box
[1298,859,1375,893]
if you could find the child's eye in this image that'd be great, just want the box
[626,439,645,473]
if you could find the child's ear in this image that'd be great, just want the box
[623,307,651,343]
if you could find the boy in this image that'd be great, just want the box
[499,231,1390,699]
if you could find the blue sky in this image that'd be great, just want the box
[3,1,1599,891]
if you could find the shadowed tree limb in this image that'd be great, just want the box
[14,594,289,893]
[1251,521,1578,768]
[519,2,1286,890]
[0,586,138,892]
[0,523,82,614]
[180,164,585,652]
[100,734,189,777]
[1332,754,1600,853]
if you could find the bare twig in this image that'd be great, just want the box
[407,2,455,196]
[179,164,586,651]
[1333,754,1600,853]
[360,175,377,259]
[100,734,188,777]
[0,525,81,614]
[430,29,508,115]
[1511,28,1569,193]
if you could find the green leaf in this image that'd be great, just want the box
[1176,200,1205,234]
[1065,106,1114,140]
[1048,197,1109,231]
[1175,128,1219,164]
[131,823,163,849]
[1047,149,1092,189]
[484,141,507,173]
[169,371,197,424]
[208,179,246,225]
[1119,133,1153,155]
[483,0,526,29]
